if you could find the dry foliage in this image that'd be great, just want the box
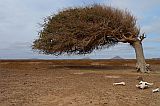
[32,4,140,55]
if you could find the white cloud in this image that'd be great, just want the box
[0,0,90,44]
[104,0,160,36]
[142,17,160,34]
[106,0,160,11]
[145,38,160,42]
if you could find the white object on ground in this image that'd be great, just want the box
[136,83,149,89]
[152,88,159,93]
[136,81,153,89]
[113,82,125,86]
[139,81,153,86]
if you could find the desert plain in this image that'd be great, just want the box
[0,59,160,106]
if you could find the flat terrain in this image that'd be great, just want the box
[0,59,160,106]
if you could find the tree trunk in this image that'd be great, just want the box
[132,40,149,73]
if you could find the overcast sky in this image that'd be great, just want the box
[0,0,160,59]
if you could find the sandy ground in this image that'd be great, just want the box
[0,60,160,106]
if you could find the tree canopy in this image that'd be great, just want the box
[32,4,141,55]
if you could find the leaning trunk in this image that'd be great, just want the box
[132,40,148,73]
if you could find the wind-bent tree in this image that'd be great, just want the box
[32,4,149,73]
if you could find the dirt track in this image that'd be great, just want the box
[0,60,160,106]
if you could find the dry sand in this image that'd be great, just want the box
[0,59,160,106]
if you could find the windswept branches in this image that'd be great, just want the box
[32,4,140,55]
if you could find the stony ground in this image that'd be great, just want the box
[0,60,160,106]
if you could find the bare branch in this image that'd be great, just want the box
[139,33,146,41]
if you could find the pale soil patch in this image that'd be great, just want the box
[104,75,121,78]
[73,72,84,75]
